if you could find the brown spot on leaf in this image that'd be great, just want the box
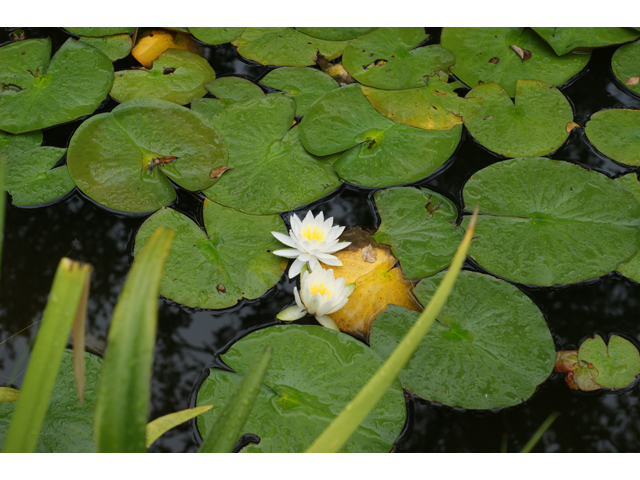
[625,76,639,86]
[510,45,532,62]
[216,283,226,294]
[162,67,176,75]
[1,83,25,92]
[489,57,499,64]
[566,121,580,133]
[374,59,387,67]
[209,165,234,180]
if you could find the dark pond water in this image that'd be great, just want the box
[2,27,640,453]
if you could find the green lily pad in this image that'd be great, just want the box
[294,27,378,41]
[204,76,264,105]
[462,158,640,286]
[191,97,225,117]
[585,109,640,166]
[299,84,461,187]
[612,40,640,96]
[0,38,114,134]
[464,80,573,158]
[6,146,74,206]
[342,27,454,90]
[260,67,339,117]
[579,334,640,389]
[0,349,101,452]
[110,49,215,105]
[201,95,341,214]
[373,187,464,280]
[67,99,227,213]
[0,129,42,158]
[134,200,286,309]
[441,28,590,98]
[64,27,135,37]
[196,324,406,452]
[188,27,245,45]
[362,81,482,130]
[232,28,346,67]
[616,173,640,282]
[370,271,555,410]
[532,27,640,56]
[79,34,133,62]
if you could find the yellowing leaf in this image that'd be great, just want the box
[327,228,422,340]
[566,121,580,133]
[146,405,213,448]
[132,30,200,68]
[0,387,19,402]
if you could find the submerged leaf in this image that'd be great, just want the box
[196,325,406,452]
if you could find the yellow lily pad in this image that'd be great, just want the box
[327,228,421,340]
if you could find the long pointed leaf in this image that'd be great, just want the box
[198,344,273,453]
[520,411,559,453]
[306,207,479,453]
[93,227,174,453]
[72,271,90,406]
[2,258,93,453]
[146,405,213,448]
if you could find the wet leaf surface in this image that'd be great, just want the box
[369,271,555,409]
[204,76,264,105]
[67,99,227,213]
[342,27,454,90]
[373,187,464,280]
[532,27,640,56]
[79,34,132,62]
[362,80,482,130]
[260,67,339,117]
[201,95,340,214]
[299,84,461,187]
[133,200,287,309]
[188,27,245,45]
[462,158,640,286]
[111,49,215,105]
[0,38,113,134]
[616,173,640,282]
[585,109,640,166]
[0,350,101,452]
[65,27,134,37]
[464,80,573,158]
[294,27,378,41]
[324,228,421,340]
[233,28,346,67]
[441,28,590,98]
[196,325,406,452]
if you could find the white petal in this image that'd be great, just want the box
[316,299,335,317]
[345,283,356,295]
[306,293,322,315]
[277,305,306,321]
[303,210,314,224]
[271,231,298,249]
[308,256,320,271]
[316,211,324,224]
[317,254,342,266]
[323,241,351,254]
[298,253,311,262]
[316,315,340,331]
[293,287,304,310]
[288,258,306,278]
[327,297,349,314]
[273,248,303,259]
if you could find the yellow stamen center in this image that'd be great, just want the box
[301,225,326,242]
[309,282,332,299]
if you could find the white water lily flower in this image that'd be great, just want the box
[276,267,355,331]
[271,210,351,278]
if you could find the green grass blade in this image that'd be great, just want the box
[520,411,559,453]
[146,405,213,448]
[93,227,174,453]
[2,258,93,453]
[306,207,480,453]
[198,344,273,453]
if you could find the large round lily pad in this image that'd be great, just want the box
[342,27,454,90]
[0,350,101,452]
[373,187,464,280]
[134,200,286,309]
[79,34,132,62]
[612,40,640,96]
[441,28,590,98]
[294,27,378,41]
[585,109,640,166]
[363,81,482,130]
[196,324,406,452]
[0,38,113,134]
[232,28,346,67]
[532,27,640,56]
[299,84,461,187]
[462,158,640,286]
[110,49,215,105]
[464,80,573,158]
[205,76,264,104]
[67,99,227,213]
[188,27,245,45]
[201,95,341,214]
[616,173,640,282]
[260,67,339,117]
[369,271,555,410]
[64,27,135,37]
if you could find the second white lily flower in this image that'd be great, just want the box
[272,211,351,278]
